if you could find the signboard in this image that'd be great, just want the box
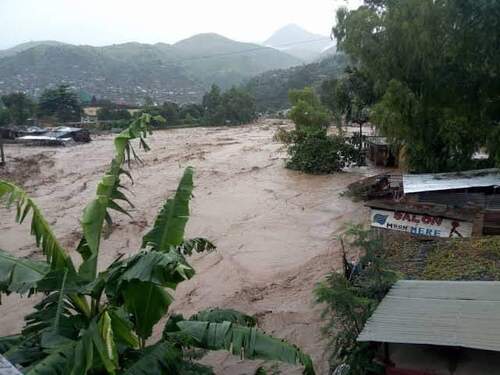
[371,208,473,238]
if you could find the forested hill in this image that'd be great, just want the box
[245,53,349,112]
[0,35,301,104]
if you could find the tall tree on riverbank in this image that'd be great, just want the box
[1,93,35,125]
[38,85,82,122]
[334,0,500,172]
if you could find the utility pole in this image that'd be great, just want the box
[0,138,4,166]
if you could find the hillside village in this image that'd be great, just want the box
[0,1,499,375]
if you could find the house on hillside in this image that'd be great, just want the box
[81,106,100,124]
[358,280,500,375]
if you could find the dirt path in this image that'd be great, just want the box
[0,120,378,374]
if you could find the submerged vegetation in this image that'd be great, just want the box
[0,114,315,374]
[276,87,357,174]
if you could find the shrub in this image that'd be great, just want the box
[286,131,357,174]
[315,226,399,374]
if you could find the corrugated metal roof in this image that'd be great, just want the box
[358,280,500,352]
[403,169,500,194]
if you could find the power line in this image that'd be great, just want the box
[170,37,333,63]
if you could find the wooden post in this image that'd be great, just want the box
[0,136,5,166]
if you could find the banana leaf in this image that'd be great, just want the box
[0,249,50,296]
[122,280,173,340]
[189,308,256,327]
[177,321,315,375]
[176,238,216,256]
[121,341,182,375]
[0,182,74,272]
[141,167,194,252]
[79,114,157,281]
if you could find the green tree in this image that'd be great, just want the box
[315,226,398,374]
[1,93,35,125]
[334,0,500,172]
[38,85,82,122]
[0,114,315,375]
[320,68,374,126]
[202,84,224,125]
[278,88,357,174]
[97,107,132,122]
[0,108,10,127]
[288,87,330,135]
[202,85,257,126]
[220,87,257,125]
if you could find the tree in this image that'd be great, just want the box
[334,0,500,172]
[220,87,257,125]
[1,93,35,125]
[202,84,224,125]
[320,68,374,126]
[0,114,315,375]
[314,226,398,374]
[38,85,82,122]
[202,85,257,126]
[97,107,132,122]
[288,87,330,135]
[277,88,357,174]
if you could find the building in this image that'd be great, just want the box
[358,280,500,375]
[365,169,500,237]
[365,136,398,167]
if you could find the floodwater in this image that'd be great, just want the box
[0,120,378,374]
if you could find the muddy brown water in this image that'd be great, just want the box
[0,120,380,374]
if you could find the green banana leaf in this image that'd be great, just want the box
[121,342,182,375]
[177,321,315,375]
[0,182,75,272]
[122,280,173,340]
[177,238,216,256]
[0,249,50,296]
[79,114,158,281]
[189,308,256,327]
[141,167,194,252]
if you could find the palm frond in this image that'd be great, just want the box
[177,321,315,375]
[141,167,194,252]
[0,182,75,272]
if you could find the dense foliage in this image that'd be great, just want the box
[278,88,357,174]
[201,85,257,125]
[334,0,500,172]
[246,54,349,112]
[138,85,256,127]
[319,68,375,126]
[38,85,82,122]
[314,226,399,374]
[0,93,35,125]
[0,114,315,374]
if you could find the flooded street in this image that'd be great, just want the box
[0,120,377,374]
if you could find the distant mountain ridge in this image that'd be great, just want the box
[0,34,302,104]
[263,24,335,62]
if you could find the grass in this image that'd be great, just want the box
[382,233,500,281]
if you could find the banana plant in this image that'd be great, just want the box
[0,114,315,375]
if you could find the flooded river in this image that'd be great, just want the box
[0,120,378,374]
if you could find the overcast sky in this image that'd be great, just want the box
[0,0,362,50]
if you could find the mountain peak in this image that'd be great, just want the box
[263,24,334,62]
